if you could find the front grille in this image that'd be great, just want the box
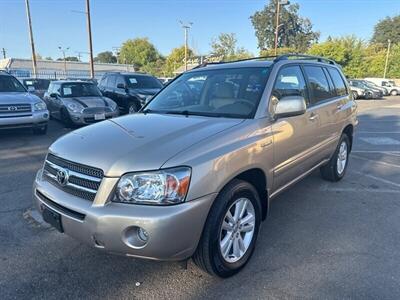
[42,154,104,201]
[83,107,112,114]
[0,103,32,113]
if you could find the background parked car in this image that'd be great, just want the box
[98,72,163,114]
[348,80,371,99]
[364,77,400,96]
[0,71,48,134]
[44,80,119,127]
[363,80,389,96]
[21,78,51,99]
[348,79,382,99]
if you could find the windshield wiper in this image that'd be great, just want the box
[163,110,224,117]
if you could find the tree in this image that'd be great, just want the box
[372,15,400,44]
[119,38,161,69]
[210,33,252,61]
[164,46,194,76]
[94,51,117,63]
[44,56,53,61]
[250,0,319,52]
[57,56,79,62]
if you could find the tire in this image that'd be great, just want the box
[127,102,139,114]
[352,91,358,100]
[390,90,398,96]
[60,108,74,128]
[193,179,262,278]
[320,134,350,182]
[33,124,47,135]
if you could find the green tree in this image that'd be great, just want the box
[372,15,400,44]
[44,56,53,61]
[119,38,161,69]
[94,51,117,63]
[164,46,194,76]
[210,33,252,61]
[57,56,79,62]
[250,0,319,52]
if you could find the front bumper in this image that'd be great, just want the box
[69,110,119,125]
[33,170,215,261]
[0,110,49,130]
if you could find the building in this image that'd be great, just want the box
[0,58,135,79]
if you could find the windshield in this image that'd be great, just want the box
[23,79,50,90]
[145,67,270,119]
[0,75,26,92]
[60,82,102,97]
[125,75,163,89]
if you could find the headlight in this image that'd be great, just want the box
[109,101,118,111]
[114,167,191,205]
[66,102,84,113]
[33,101,47,111]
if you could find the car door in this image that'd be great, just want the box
[114,75,129,109]
[302,65,342,164]
[270,65,322,192]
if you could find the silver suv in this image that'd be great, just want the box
[33,55,357,277]
[0,71,49,134]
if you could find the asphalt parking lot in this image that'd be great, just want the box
[1,97,400,299]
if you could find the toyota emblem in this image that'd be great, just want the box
[56,168,69,186]
[8,106,17,111]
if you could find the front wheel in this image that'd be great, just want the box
[193,179,261,277]
[320,134,350,181]
[352,91,358,100]
[390,90,398,96]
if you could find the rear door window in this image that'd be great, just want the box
[303,65,333,104]
[327,68,348,96]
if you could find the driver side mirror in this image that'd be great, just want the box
[273,95,306,119]
[117,83,126,89]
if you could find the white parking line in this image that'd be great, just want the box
[351,170,400,189]
[320,187,400,194]
[351,155,400,169]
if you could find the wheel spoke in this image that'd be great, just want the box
[233,236,240,257]
[240,221,255,233]
[238,235,246,252]
[222,220,234,231]
[239,213,254,226]
[226,210,235,224]
[220,232,233,257]
[233,200,244,222]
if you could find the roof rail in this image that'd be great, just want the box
[274,53,337,65]
[192,55,278,70]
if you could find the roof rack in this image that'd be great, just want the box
[191,53,337,70]
[273,53,337,65]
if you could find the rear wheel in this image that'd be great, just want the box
[60,108,74,128]
[352,91,358,100]
[193,179,261,277]
[320,134,350,182]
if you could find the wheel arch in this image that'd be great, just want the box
[342,124,354,152]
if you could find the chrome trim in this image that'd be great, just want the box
[45,160,102,183]
[43,169,98,194]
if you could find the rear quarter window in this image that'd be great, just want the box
[327,68,348,96]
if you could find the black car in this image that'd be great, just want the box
[98,72,163,114]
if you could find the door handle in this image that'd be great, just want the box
[309,113,318,121]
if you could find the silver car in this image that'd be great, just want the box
[0,71,49,134]
[33,55,357,277]
[44,80,119,127]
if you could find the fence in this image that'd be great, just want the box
[6,69,106,80]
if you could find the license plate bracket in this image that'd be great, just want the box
[94,113,105,120]
[42,206,64,233]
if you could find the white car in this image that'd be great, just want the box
[364,78,400,96]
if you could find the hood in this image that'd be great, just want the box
[49,113,243,177]
[63,96,110,108]
[128,88,161,96]
[0,92,42,104]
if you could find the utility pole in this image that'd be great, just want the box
[85,0,95,78]
[1,48,6,59]
[180,21,193,71]
[58,46,69,76]
[25,0,38,78]
[384,39,391,79]
[274,0,290,55]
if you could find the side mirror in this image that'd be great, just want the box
[117,83,126,89]
[49,93,59,99]
[27,86,35,92]
[273,95,306,119]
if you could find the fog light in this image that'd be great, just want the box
[138,227,149,242]
[43,113,49,119]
